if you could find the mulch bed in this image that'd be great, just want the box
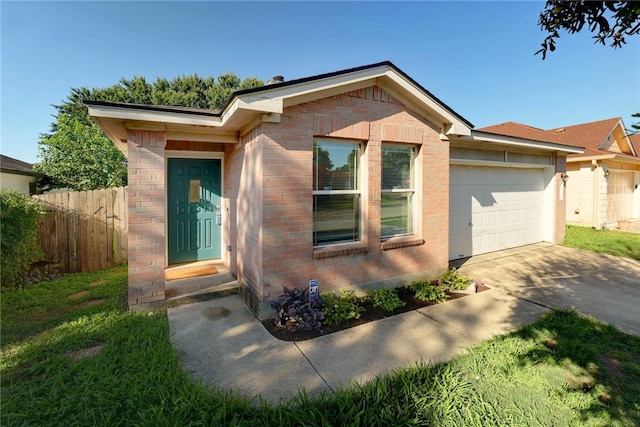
[261,285,489,341]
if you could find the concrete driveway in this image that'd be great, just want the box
[452,243,640,336]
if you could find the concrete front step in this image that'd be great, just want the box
[165,271,237,298]
[165,280,241,309]
[130,277,241,313]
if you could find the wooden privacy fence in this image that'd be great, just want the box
[33,187,128,273]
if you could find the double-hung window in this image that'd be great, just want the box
[313,139,360,246]
[381,144,415,238]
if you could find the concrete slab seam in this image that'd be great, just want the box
[493,288,556,311]
[293,341,334,393]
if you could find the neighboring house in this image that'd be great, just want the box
[479,118,640,228]
[0,155,43,195]
[86,61,582,316]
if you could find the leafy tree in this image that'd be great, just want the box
[38,73,264,190]
[36,114,127,191]
[537,1,640,59]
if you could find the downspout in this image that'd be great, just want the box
[592,160,599,228]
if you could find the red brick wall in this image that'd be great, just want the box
[225,127,265,311]
[251,87,448,307]
[166,141,226,152]
[127,130,166,306]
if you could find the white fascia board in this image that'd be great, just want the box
[88,104,222,127]
[567,154,640,165]
[235,96,283,113]
[379,71,471,136]
[466,131,584,154]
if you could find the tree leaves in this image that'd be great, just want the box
[38,73,264,190]
[36,114,127,191]
[537,1,640,59]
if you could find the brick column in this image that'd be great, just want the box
[127,130,166,306]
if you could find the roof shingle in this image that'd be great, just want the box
[1,155,37,173]
[478,117,637,158]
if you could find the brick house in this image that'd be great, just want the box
[87,62,582,317]
[480,118,640,229]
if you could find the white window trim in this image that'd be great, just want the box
[380,144,416,239]
[312,139,362,247]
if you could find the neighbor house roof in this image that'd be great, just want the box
[479,117,638,161]
[630,133,640,154]
[87,61,475,154]
[0,155,43,177]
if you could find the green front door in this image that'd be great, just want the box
[168,158,221,264]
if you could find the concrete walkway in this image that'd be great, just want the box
[168,243,640,404]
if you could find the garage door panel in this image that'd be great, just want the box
[484,211,497,226]
[606,172,633,222]
[450,165,545,259]
[472,211,484,227]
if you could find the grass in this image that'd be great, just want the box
[564,224,640,260]
[2,268,640,426]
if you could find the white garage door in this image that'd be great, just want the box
[450,165,544,260]
[606,171,634,223]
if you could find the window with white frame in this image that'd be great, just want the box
[313,139,361,246]
[381,144,414,238]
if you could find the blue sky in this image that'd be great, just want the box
[2,1,639,163]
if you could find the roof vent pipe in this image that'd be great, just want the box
[267,75,285,85]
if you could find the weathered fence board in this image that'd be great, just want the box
[33,187,128,273]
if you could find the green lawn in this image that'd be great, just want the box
[2,267,640,426]
[564,225,640,260]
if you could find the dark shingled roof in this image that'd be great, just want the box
[1,155,42,176]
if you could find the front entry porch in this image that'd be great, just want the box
[165,259,238,301]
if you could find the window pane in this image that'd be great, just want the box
[382,145,412,189]
[189,179,200,203]
[314,140,359,191]
[313,194,360,245]
[381,193,413,237]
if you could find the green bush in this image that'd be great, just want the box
[439,268,472,291]
[366,288,406,312]
[320,289,365,325]
[1,190,45,288]
[408,278,449,303]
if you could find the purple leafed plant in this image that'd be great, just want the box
[270,286,325,332]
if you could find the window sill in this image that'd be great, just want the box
[381,236,425,251]
[313,242,369,259]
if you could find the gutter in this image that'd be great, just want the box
[461,131,585,154]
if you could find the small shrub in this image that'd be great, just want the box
[366,288,406,312]
[409,278,449,303]
[440,268,472,291]
[320,289,365,325]
[0,190,45,288]
[270,286,324,331]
